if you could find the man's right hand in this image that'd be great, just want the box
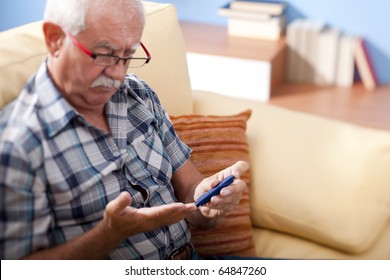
[102,192,197,241]
[21,192,195,260]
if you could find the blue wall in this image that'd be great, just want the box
[0,0,46,31]
[1,0,389,84]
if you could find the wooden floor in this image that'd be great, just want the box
[269,83,390,131]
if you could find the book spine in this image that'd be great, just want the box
[335,35,357,88]
[354,38,379,91]
[227,16,284,40]
[230,0,286,16]
[285,19,302,83]
[218,6,272,21]
[314,28,340,86]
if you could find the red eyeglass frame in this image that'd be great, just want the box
[65,30,151,66]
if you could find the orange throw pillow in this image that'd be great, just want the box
[170,110,255,257]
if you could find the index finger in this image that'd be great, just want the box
[227,160,250,179]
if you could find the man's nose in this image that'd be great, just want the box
[104,60,127,81]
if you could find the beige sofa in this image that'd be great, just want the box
[1,2,390,259]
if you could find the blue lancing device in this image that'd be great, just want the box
[195,175,236,207]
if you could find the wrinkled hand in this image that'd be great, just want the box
[194,161,249,219]
[102,192,197,241]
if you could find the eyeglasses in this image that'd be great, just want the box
[66,31,151,68]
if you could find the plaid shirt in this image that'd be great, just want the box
[0,62,192,259]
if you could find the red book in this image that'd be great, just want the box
[354,38,379,91]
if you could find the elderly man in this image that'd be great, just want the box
[0,0,248,260]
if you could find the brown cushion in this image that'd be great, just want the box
[170,110,255,257]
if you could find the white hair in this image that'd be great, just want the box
[44,0,145,35]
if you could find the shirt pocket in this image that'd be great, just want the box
[125,130,173,193]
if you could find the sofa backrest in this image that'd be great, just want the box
[134,2,193,115]
[0,21,47,108]
[0,1,193,116]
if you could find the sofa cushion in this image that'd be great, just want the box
[170,110,255,257]
[252,225,390,260]
[249,105,390,254]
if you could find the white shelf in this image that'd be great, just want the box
[187,52,271,101]
[180,21,286,101]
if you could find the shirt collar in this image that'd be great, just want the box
[33,62,80,138]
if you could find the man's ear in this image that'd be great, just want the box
[43,22,66,56]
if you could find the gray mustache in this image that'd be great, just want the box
[91,75,122,89]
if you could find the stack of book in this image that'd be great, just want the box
[285,19,379,91]
[218,0,286,41]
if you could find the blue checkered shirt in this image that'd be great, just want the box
[0,62,192,259]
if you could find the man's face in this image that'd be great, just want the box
[49,6,144,113]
